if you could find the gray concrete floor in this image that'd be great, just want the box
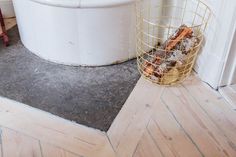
[0,27,140,131]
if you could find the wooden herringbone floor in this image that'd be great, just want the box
[1,18,236,157]
[0,75,235,157]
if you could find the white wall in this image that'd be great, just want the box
[220,31,236,86]
[194,0,236,89]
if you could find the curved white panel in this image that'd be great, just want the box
[12,0,136,66]
[30,0,134,8]
[80,0,134,8]
[30,0,80,8]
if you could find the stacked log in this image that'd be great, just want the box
[143,25,200,80]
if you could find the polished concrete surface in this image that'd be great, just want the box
[0,27,140,131]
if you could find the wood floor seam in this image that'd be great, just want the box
[105,133,118,157]
[146,121,166,157]
[130,118,153,157]
[182,84,236,145]
[125,87,165,157]
[38,141,44,157]
[0,126,45,144]
[131,143,140,157]
[182,79,236,147]
[159,96,205,157]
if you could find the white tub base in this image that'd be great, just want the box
[13,0,136,66]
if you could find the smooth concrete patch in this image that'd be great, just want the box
[0,27,140,131]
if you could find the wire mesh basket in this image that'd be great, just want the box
[136,0,211,85]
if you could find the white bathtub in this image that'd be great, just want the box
[12,0,136,66]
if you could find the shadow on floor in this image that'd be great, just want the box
[0,27,140,131]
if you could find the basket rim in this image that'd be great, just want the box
[136,0,212,29]
[136,0,212,14]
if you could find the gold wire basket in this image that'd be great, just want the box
[136,0,211,85]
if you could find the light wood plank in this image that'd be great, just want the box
[108,78,164,157]
[0,18,16,34]
[5,18,17,30]
[0,96,105,143]
[149,100,202,157]
[114,104,153,157]
[41,142,79,157]
[147,119,177,157]
[184,76,236,143]
[1,128,42,157]
[219,86,236,109]
[0,97,115,157]
[133,131,163,157]
[162,86,236,157]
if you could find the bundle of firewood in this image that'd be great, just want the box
[143,25,200,80]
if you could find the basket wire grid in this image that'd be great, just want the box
[136,0,211,85]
